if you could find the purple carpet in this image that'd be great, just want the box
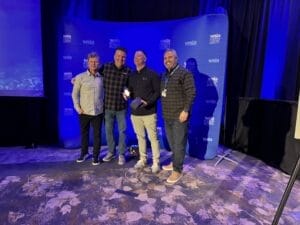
[0,146,299,225]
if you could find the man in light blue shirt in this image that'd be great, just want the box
[72,52,104,165]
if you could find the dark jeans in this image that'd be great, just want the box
[104,109,127,155]
[164,119,188,173]
[79,113,103,158]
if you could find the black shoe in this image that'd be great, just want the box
[76,153,88,163]
[92,158,100,165]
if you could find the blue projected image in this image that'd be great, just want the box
[0,0,43,97]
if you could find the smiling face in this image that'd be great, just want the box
[164,49,178,71]
[114,49,127,68]
[87,56,100,74]
[134,51,146,69]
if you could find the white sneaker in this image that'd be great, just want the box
[76,153,89,163]
[134,160,146,169]
[103,152,115,162]
[118,155,126,165]
[151,164,160,173]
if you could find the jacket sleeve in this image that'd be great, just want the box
[146,72,161,106]
[183,70,196,112]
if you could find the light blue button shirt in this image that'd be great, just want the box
[72,70,104,116]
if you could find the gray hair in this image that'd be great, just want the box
[87,52,99,60]
[164,48,178,58]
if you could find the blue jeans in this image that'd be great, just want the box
[105,109,127,155]
[164,119,188,173]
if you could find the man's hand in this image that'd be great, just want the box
[123,93,128,101]
[123,88,130,100]
[77,108,84,114]
[179,111,188,123]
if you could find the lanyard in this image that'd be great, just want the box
[164,64,179,89]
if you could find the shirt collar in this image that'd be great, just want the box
[137,66,146,74]
[166,64,179,75]
[87,70,100,77]
[113,63,125,71]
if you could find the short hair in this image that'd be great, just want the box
[135,49,147,57]
[115,47,127,54]
[164,48,178,58]
[87,52,99,60]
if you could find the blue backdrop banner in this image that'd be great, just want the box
[58,14,228,159]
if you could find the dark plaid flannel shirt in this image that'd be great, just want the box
[161,65,196,120]
[100,62,131,111]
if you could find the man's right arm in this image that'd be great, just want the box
[71,75,83,114]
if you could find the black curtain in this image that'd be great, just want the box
[92,0,200,21]
[224,0,300,145]
[224,0,271,145]
[226,0,270,99]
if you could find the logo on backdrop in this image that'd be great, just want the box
[204,116,215,126]
[83,58,88,69]
[209,34,221,44]
[184,40,198,46]
[206,99,217,104]
[63,34,72,43]
[209,76,219,87]
[63,55,72,60]
[208,58,220,63]
[203,137,213,142]
[160,39,171,50]
[64,108,74,116]
[63,72,73,80]
[109,39,121,48]
[82,39,95,45]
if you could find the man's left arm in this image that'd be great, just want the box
[143,72,161,106]
[180,71,196,122]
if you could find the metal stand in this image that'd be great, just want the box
[215,96,238,167]
[214,148,239,166]
[272,155,300,225]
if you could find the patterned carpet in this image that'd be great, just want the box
[0,146,299,225]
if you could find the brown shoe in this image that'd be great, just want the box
[162,162,173,171]
[166,171,183,184]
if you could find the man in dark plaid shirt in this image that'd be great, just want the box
[161,49,196,184]
[101,47,132,165]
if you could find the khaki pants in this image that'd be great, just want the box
[131,114,160,165]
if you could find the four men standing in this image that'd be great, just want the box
[71,48,196,184]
